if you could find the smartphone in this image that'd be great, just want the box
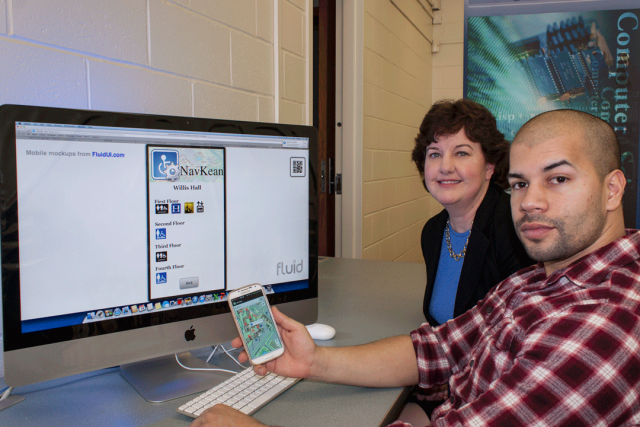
[228,284,285,365]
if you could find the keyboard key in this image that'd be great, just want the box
[239,406,254,415]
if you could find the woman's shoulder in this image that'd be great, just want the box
[476,186,534,268]
[422,208,448,235]
[476,185,512,225]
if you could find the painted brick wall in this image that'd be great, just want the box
[0,0,309,124]
[361,0,443,263]
[432,0,464,103]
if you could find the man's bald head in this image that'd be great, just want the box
[513,110,620,179]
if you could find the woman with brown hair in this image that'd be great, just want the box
[407,99,532,415]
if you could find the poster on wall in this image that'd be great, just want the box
[465,3,640,226]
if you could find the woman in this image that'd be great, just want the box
[404,99,533,418]
[411,98,532,326]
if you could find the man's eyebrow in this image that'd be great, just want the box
[507,160,574,180]
[507,172,524,180]
[543,160,573,173]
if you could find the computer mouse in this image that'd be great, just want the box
[305,323,336,340]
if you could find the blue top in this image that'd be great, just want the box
[428,227,470,324]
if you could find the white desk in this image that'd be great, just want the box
[0,258,426,427]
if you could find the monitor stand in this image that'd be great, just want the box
[120,349,241,403]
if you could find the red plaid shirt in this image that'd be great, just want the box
[391,230,640,427]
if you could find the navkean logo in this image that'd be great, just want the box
[151,150,180,181]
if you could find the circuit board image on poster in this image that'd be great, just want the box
[465,9,640,226]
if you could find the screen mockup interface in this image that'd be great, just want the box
[14,121,310,333]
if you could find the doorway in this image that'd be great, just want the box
[313,0,337,257]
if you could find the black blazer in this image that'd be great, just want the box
[421,184,533,326]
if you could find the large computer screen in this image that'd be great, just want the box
[0,105,318,398]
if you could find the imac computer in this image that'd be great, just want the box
[0,104,318,402]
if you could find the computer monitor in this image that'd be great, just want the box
[0,104,318,402]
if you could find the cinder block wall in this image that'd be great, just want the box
[0,0,310,377]
[432,0,464,103]
[0,0,309,125]
[361,0,443,263]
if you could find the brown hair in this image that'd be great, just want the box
[411,99,510,189]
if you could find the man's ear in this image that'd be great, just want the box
[605,169,626,212]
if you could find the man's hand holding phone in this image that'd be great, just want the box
[228,283,320,379]
[232,306,318,379]
[231,307,320,378]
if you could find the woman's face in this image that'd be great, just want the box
[424,129,495,211]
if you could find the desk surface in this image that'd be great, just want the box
[0,258,426,427]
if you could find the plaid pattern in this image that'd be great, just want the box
[391,230,640,427]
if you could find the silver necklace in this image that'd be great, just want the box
[445,219,471,261]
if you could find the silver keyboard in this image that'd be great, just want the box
[177,367,300,418]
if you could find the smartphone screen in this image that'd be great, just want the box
[230,287,283,363]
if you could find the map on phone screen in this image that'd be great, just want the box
[232,292,283,360]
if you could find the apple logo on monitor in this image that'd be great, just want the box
[185,326,196,341]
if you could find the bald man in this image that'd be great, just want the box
[192,110,640,427]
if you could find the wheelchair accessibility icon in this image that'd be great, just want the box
[151,149,180,181]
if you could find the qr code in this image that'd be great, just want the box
[290,157,306,177]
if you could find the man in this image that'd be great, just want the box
[191,110,640,427]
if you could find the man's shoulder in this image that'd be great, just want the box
[606,253,640,311]
[564,229,640,286]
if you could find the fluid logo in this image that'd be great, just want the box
[277,259,304,275]
[151,149,180,181]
